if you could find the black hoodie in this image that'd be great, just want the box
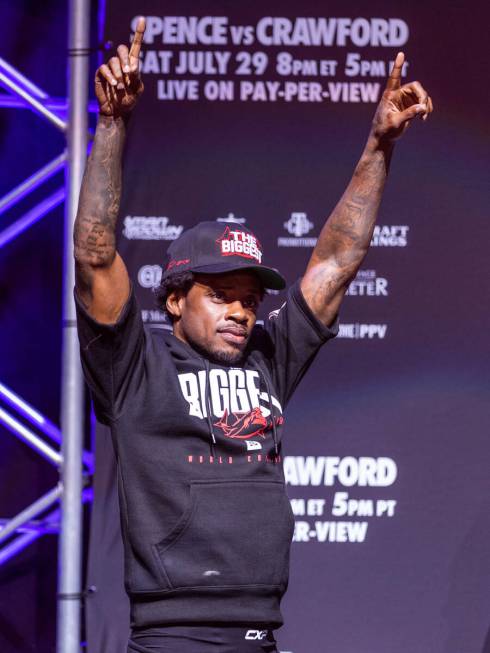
[75,280,337,629]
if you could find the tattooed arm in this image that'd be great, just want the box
[300,135,392,327]
[74,116,129,322]
[301,53,433,327]
[74,18,146,324]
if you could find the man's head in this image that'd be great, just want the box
[156,269,264,365]
[155,221,285,363]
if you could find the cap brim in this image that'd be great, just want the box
[189,262,286,290]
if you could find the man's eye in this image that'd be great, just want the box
[212,290,226,300]
[244,298,258,310]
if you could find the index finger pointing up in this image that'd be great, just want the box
[386,51,404,91]
[129,16,146,61]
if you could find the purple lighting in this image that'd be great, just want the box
[0,153,66,217]
[0,490,91,566]
[0,407,62,466]
[0,508,60,566]
[0,485,62,545]
[0,69,66,131]
[0,518,59,535]
[0,188,65,249]
[0,95,100,114]
[0,530,41,566]
[0,56,48,99]
[0,382,61,442]
[0,382,93,471]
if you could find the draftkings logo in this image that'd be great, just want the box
[345,269,388,297]
[278,212,317,248]
[370,225,409,247]
[122,216,184,240]
[216,226,262,263]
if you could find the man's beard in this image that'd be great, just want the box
[208,347,244,365]
[186,334,248,366]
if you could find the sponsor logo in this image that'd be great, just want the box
[278,212,317,248]
[345,269,388,297]
[216,212,246,224]
[216,226,262,263]
[138,264,162,288]
[338,323,388,339]
[370,225,409,247]
[122,216,183,240]
[245,630,268,641]
[284,212,314,237]
[166,258,190,270]
[141,309,167,323]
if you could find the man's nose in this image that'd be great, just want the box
[226,301,248,323]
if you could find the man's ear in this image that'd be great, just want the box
[166,290,185,321]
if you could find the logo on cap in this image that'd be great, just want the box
[216,227,262,263]
[166,258,190,271]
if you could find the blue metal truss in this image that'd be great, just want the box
[0,58,93,565]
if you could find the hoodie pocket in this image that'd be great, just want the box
[152,479,294,591]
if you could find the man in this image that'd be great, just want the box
[74,17,432,653]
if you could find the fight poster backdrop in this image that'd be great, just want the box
[87,3,490,652]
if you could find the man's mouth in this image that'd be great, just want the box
[218,326,248,345]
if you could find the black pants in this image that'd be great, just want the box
[128,626,279,653]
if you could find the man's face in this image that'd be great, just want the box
[168,271,263,365]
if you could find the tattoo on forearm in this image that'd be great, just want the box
[74,115,126,268]
[313,143,392,273]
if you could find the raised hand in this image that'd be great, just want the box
[95,16,146,117]
[371,52,434,143]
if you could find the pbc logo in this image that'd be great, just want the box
[216,226,262,263]
[284,212,314,237]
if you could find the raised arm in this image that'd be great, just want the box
[301,52,433,327]
[74,17,145,324]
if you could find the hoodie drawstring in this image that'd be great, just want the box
[203,359,217,458]
[261,371,280,457]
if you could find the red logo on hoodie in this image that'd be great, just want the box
[214,408,267,439]
[214,408,284,440]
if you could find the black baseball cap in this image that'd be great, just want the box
[162,221,286,290]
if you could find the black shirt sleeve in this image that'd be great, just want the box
[264,279,339,408]
[74,286,145,424]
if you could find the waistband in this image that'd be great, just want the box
[129,625,278,653]
[129,587,284,630]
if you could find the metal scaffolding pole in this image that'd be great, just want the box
[57,0,90,651]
